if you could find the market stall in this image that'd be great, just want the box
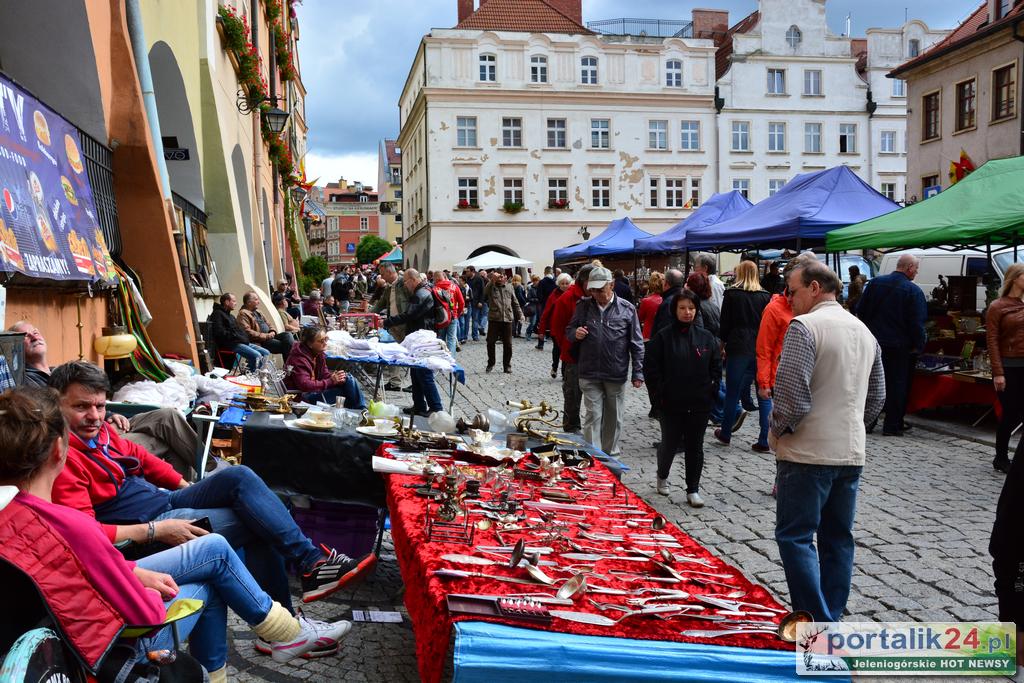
[633,191,752,255]
[375,431,820,683]
[553,217,652,265]
[826,156,1024,417]
[684,166,899,252]
[454,251,533,270]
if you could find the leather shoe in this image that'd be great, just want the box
[401,385,414,393]
[713,428,730,445]
[901,421,913,431]
[994,458,1012,473]
[881,430,903,437]
[751,443,771,453]
[503,368,512,374]
[731,411,747,432]
[485,366,494,373]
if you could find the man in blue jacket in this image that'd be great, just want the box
[855,253,927,436]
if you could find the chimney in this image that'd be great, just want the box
[546,0,582,24]
[457,0,474,23]
[692,8,729,44]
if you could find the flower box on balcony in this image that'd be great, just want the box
[456,200,479,210]
[502,201,525,214]
[548,199,570,210]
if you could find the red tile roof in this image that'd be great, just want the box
[715,11,759,81]
[891,1,1024,76]
[384,139,401,166]
[454,0,592,34]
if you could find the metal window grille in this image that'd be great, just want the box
[78,129,122,257]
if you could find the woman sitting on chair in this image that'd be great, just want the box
[0,387,351,681]
[285,326,365,409]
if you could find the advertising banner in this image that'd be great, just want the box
[0,73,115,283]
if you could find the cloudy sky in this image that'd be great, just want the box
[294,0,972,187]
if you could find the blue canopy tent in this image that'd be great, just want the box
[633,191,753,254]
[684,166,899,252]
[380,246,403,263]
[553,217,652,263]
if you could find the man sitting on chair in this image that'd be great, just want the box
[237,291,295,356]
[9,321,198,478]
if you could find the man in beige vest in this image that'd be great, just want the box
[769,261,885,622]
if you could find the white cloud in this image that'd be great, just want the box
[303,150,379,189]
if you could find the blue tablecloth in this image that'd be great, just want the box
[327,354,466,384]
[452,623,846,683]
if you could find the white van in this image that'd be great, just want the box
[876,248,1020,306]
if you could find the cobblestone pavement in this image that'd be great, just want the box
[229,335,1011,682]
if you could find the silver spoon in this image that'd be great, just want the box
[555,573,587,600]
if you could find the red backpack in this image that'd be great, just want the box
[431,286,455,330]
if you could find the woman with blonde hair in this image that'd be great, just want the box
[715,260,772,447]
[986,262,1024,473]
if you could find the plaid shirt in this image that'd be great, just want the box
[770,319,885,438]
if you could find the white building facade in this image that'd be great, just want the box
[716,0,945,204]
[397,22,719,271]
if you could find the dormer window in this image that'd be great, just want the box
[479,54,496,81]
[908,39,920,57]
[997,0,1011,19]
[786,26,802,49]
[531,55,548,83]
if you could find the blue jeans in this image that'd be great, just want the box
[472,304,489,340]
[157,466,323,608]
[457,313,470,342]
[775,461,862,622]
[719,354,767,442]
[525,309,539,337]
[232,343,270,367]
[136,534,272,672]
[442,323,458,356]
[304,374,365,409]
[410,366,442,413]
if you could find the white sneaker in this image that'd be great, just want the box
[656,478,670,495]
[686,492,705,508]
[271,614,352,663]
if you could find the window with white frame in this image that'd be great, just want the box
[908,39,920,58]
[768,178,786,196]
[548,178,568,204]
[804,122,822,153]
[680,120,700,150]
[768,122,786,152]
[328,241,339,256]
[786,25,802,49]
[581,56,598,84]
[880,130,896,153]
[547,118,567,148]
[767,68,786,94]
[689,178,701,207]
[456,116,477,147]
[666,60,682,87]
[803,69,822,96]
[479,54,496,82]
[591,119,610,148]
[530,55,548,83]
[359,194,368,203]
[457,177,478,206]
[731,121,750,151]
[649,120,668,149]
[327,216,339,234]
[880,182,897,201]
[732,179,750,199]
[502,117,522,147]
[649,177,660,207]
[892,78,906,97]
[839,123,857,153]
[503,178,523,205]
[592,178,610,208]
[360,216,369,231]
[665,178,687,208]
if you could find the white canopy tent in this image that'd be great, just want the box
[453,251,533,269]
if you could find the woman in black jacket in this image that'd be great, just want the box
[715,260,771,446]
[645,290,722,507]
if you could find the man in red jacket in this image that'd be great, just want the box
[48,361,368,613]
[549,264,595,434]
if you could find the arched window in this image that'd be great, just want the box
[479,53,496,82]
[665,59,682,87]
[786,25,802,49]
[530,55,548,83]
[581,56,598,84]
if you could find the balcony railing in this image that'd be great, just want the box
[587,18,693,38]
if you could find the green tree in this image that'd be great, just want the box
[356,235,392,264]
[302,255,329,283]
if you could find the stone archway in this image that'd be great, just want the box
[467,244,520,259]
[149,41,203,210]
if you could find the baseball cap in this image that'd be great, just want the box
[587,267,613,290]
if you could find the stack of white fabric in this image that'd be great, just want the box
[401,330,455,371]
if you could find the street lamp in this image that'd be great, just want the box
[261,105,290,133]
[290,185,308,205]
[578,225,590,241]
[236,89,290,133]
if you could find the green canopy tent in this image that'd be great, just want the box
[826,156,1024,252]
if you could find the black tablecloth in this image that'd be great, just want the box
[241,412,386,507]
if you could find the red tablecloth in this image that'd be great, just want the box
[908,371,1000,418]
[382,444,790,683]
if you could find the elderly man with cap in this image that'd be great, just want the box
[566,266,645,458]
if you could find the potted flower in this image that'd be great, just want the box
[548,198,570,209]
[502,201,525,214]
[457,199,478,209]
